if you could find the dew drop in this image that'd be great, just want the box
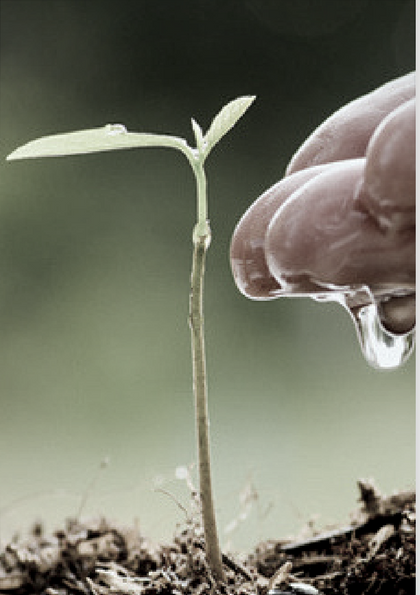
[105,123,127,135]
[350,302,415,370]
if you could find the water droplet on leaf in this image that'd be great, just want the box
[105,123,127,135]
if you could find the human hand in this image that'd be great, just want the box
[230,73,415,338]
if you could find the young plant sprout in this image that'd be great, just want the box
[7,96,256,583]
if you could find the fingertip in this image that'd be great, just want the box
[230,165,330,299]
[378,294,416,335]
[266,160,367,291]
[286,73,416,176]
[361,98,415,230]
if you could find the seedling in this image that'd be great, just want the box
[7,96,255,583]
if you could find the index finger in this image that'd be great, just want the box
[286,72,415,174]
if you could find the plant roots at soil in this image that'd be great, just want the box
[0,481,415,595]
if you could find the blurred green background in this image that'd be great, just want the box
[0,0,415,551]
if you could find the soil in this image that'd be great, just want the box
[0,480,415,595]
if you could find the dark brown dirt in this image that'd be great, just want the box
[0,481,415,595]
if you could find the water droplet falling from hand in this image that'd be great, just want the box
[349,302,415,369]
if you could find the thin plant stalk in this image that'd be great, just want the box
[189,161,225,582]
[189,235,224,582]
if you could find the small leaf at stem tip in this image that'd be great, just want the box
[191,118,205,153]
[203,95,256,157]
[6,125,189,161]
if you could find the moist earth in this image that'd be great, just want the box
[0,481,415,595]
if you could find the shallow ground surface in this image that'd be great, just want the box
[0,481,415,595]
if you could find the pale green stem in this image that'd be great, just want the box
[189,234,224,583]
[189,160,225,583]
[192,160,209,238]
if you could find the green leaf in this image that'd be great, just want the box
[191,118,205,154]
[7,124,190,161]
[203,95,256,157]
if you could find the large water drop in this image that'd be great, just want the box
[350,302,415,370]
